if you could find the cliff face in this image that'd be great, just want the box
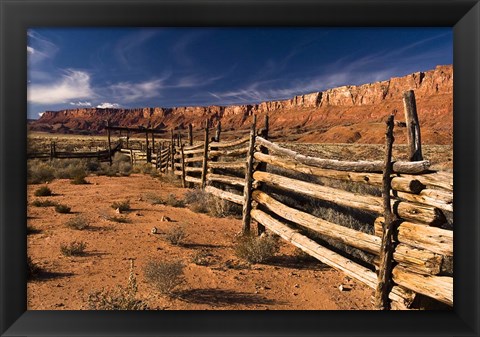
[32,65,453,144]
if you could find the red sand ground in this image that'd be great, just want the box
[27,174,373,310]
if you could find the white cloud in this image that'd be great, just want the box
[70,101,92,107]
[28,70,94,104]
[38,112,44,117]
[97,102,121,109]
[109,79,164,102]
[27,46,35,54]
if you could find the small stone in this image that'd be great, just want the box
[136,212,142,216]
[151,227,158,234]
[161,216,171,222]
[115,208,121,214]
[292,293,298,296]
[294,284,300,288]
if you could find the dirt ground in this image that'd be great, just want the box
[27,174,374,310]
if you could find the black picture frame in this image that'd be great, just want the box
[1,0,479,336]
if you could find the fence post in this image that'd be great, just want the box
[50,141,54,160]
[159,143,163,172]
[242,115,257,235]
[106,120,112,166]
[180,144,186,188]
[170,130,175,171]
[375,114,396,310]
[188,123,193,146]
[200,120,210,189]
[215,121,222,142]
[177,133,182,147]
[256,115,269,235]
[403,90,423,161]
[152,132,155,154]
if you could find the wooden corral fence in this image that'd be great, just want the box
[27,141,122,162]
[116,90,454,310]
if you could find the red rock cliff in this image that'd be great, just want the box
[32,65,453,144]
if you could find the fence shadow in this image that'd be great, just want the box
[266,254,331,271]
[176,288,280,306]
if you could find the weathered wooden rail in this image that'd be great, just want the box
[111,90,454,310]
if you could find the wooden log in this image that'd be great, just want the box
[170,133,175,171]
[375,114,396,310]
[392,189,453,213]
[180,145,186,188]
[374,217,453,256]
[253,171,445,226]
[158,144,163,171]
[188,124,193,146]
[207,161,246,170]
[184,143,204,151]
[208,147,249,158]
[256,137,431,174]
[185,166,203,173]
[403,90,423,161]
[392,266,453,306]
[183,156,204,163]
[185,176,202,185]
[201,121,210,189]
[215,121,221,142]
[183,147,205,155]
[256,115,270,235]
[209,136,250,148]
[401,172,452,191]
[207,173,245,187]
[254,152,424,193]
[242,117,256,234]
[205,185,243,204]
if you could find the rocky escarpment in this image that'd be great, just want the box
[31,65,453,144]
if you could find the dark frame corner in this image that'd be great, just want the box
[1,1,479,336]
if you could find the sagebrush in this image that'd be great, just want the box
[143,260,185,296]
[234,233,279,264]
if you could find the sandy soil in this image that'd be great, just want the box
[27,174,374,310]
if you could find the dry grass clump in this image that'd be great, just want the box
[27,160,55,184]
[87,260,148,310]
[143,260,185,296]
[132,163,159,178]
[164,194,185,208]
[98,154,132,177]
[60,240,87,256]
[165,226,188,246]
[70,173,89,185]
[34,186,52,196]
[106,215,131,223]
[27,256,41,280]
[111,200,131,212]
[157,172,182,187]
[191,249,213,266]
[184,189,240,217]
[142,192,164,205]
[31,199,57,207]
[65,216,89,230]
[55,204,71,214]
[234,233,279,264]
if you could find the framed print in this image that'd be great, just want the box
[1,0,479,336]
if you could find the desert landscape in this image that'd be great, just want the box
[27,64,453,311]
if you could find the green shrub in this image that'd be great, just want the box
[65,216,89,230]
[27,160,55,184]
[111,200,131,212]
[234,233,279,264]
[31,199,57,207]
[60,241,87,256]
[87,260,148,310]
[165,226,188,246]
[34,186,52,197]
[55,204,71,214]
[143,260,185,296]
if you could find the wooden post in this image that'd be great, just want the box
[180,144,186,188]
[188,123,193,146]
[126,131,130,148]
[215,121,222,142]
[152,132,155,154]
[106,120,112,166]
[403,90,423,161]
[170,130,175,171]
[50,141,54,160]
[200,120,210,189]
[375,114,396,310]
[177,133,181,147]
[256,115,269,235]
[159,143,163,172]
[242,115,257,235]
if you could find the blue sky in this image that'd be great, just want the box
[27,27,452,119]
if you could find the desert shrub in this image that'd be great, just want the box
[28,160,55,184]
[55,204,71,214]
[34,186,52,197]
[106,215,131,224]
[143,192,164,205]
[51,159,87,180]
[65,216,89,230]
[96,154,132,177]
[234,233,279,264]
[157,173,181,187]
[71,174,89,185]
[27,256,40,279]
[87,260,148,310]
[191,249,212,266]
[60,240,87,256]
[165,226,188,246]
[164,194,184,208]
[31,199,57,207]
[184,189,209,213]
[143,260,185,296]
[111,200,131,212]
[185,189,240,217]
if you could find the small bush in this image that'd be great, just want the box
[71,175,89,185]
[111,200,131,212]
[106,215,131,224]
[235,233,279,264]
[28,160,55,184]
[31,199,57,207]
[60,240,87,256]
[164,194,184,208]
[144,260,185,296]
[185,189,240,217]
[27,256,40,279]
[88,260,148,310]
[143,192,164,205]
[165,226,188,246]
[65,216,89,230]
[191,249,212,266]
[55,204,71,214]
[34,186,52,197]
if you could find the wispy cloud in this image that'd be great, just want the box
[109,79,164,102]
[115,29,160,69]
[70,101,92,107]
[27,30,58,64]
[171,30,209,67]
[28,70,94,104]
[97,102,121,109]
